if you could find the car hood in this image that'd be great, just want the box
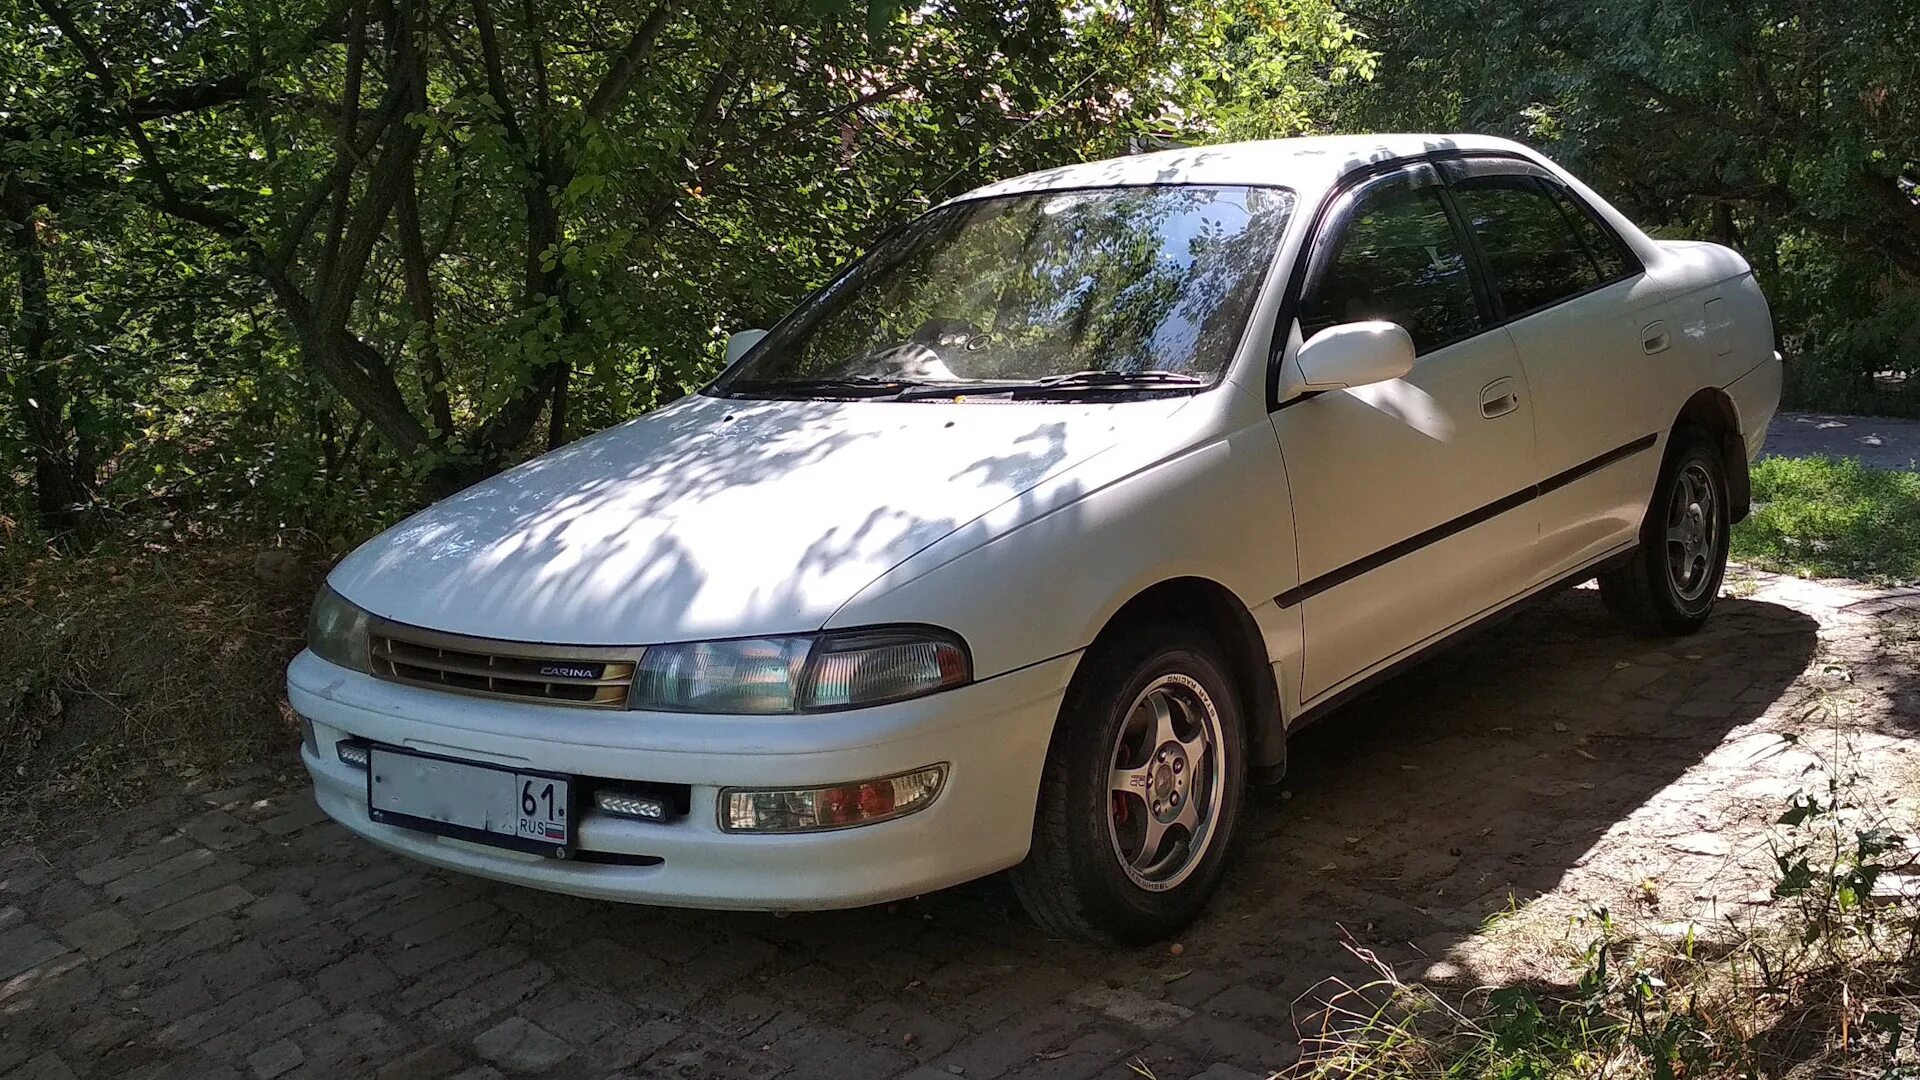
[328,392,1192,644]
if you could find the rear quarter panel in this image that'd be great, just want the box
[1644,240,1780,443]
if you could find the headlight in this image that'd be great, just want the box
[627,627,970,713]
[307,585,372,672]
[628,636,813,713]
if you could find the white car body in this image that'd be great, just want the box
[292,134,1781,912]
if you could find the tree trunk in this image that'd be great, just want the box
[5,182,89,536]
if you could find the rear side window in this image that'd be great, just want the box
[1549,185,1633,282]
[1299,185,1481,354]
[1449,175,1604,317]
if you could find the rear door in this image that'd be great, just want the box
[1440,157,1659,582]
[1273,163,1541,701]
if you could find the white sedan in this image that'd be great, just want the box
[292,134,1780,943]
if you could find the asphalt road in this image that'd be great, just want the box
[1766,410,1920,470]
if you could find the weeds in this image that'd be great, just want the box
[1288,704,1920,1079]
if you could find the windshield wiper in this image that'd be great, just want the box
[896,369,1208,400]
[724,375,914,398]
[1032,369,1209,388]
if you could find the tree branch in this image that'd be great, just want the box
[584,0,681,121]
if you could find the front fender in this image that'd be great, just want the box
[826,412,1300,688]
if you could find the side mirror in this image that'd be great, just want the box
[1294,321,1415,393]
[725,328,769,365]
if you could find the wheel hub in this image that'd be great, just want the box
[1149,744,1188,821]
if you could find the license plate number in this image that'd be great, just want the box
[367,746,572,856]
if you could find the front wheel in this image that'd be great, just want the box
[1010,624,1246,944]
[1598,427,1731,636]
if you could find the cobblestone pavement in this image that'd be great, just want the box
[4,572,1918,1080]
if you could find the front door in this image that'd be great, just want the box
[1273,164,1541,701]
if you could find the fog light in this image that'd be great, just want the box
[594,790,670,822]
[720,765,947,833]
[336,741,369,769]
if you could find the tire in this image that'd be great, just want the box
[1010,623,1247,944]
[1597,426,1731,636]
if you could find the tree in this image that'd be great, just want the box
[2,0,1378,535]
[1343,0,1920,411]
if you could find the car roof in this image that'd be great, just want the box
[951,133,1545,204]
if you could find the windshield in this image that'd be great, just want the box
[714,184,1295,398]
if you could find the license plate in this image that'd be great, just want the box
[366,746,573,857]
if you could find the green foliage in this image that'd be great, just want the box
[0,0,1376,540]
[1341,0,1920,417]
[1732,456,1920,584]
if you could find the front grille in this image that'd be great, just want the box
[369,628,638,709]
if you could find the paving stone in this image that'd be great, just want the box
[3,1053,80,1080]
[0,924,72,981]
[183,812,263,852]
[313,952,399,1009]
[199,995,327,1060]
[58,909,140,958]
[141,884,256,932]
[246,1039,303,1079]
[101,847,216,901]
[515,983,634,1046]
[470,1017,572,1074]
[424,960,554,1032]
[0,858,52,899]
[1066,986,1194,1032]
[1186,1065,1260,1080]
[296,1009,416,1076]
[373,1042,468,1080]
[636,1031,783,1080]
[259,798,330,838]
[117,858,253,917]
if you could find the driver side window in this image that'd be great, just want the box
[1299,182,1482,355]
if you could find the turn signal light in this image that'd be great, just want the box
[720,765,947,833]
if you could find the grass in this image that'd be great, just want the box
[1733,456,1920,585]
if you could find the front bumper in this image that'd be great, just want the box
[290,649,1076,909]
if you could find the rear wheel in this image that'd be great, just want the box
[1598,427,1730,635]
[1010,624,1246,944]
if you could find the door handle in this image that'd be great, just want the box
[1479,377,1520,419]
[1642,321,1671,354]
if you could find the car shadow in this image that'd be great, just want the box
[468,585,1820,1074]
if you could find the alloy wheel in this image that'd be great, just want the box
[1665,460,1719,603]
[1105,673,1227,893]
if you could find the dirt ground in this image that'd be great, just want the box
[2,569,1918,1080]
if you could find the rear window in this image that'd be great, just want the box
[1449,175,1604,317]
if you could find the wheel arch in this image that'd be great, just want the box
[1672,388,1751,523]
[1077,577,1286,775]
